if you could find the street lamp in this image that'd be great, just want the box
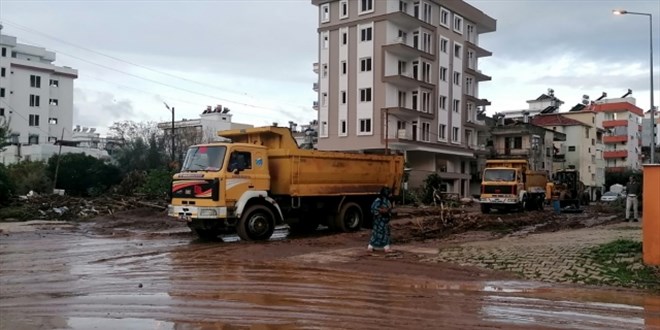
[164,102,175,163]
[613,9,656,163]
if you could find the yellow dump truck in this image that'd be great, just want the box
[479,159,547,214]
[167,126,405,241]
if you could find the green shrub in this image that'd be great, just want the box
[422,173,444,204]
[0,164,14,204]
[47,153,122,196]
[7,160,52,195]
[138,169,174,199]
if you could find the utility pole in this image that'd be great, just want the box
[164,102,175,163]
[52,127,65,194]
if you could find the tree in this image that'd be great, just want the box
[47,153,121,196]
[0,116,11,152]
[7,160,52,195]
[0,164,14,204]
[108,120,168,173]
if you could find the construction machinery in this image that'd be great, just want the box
[167,126,404,241]
[479,159,548,214]
[552,167,588,209]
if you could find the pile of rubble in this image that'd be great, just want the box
[4,193,168,221]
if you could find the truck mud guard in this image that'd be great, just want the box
[235,191,284,223]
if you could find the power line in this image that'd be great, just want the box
[2,20,314,113]
[0,99,58,139]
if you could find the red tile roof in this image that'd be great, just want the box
[531,114,588,127]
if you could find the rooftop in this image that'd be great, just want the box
[532,114,589,127]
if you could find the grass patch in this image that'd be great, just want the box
[0,206,38,221]
[588,239,660,290]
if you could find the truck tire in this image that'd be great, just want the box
[288,219,320,235]
[481,204,491,214]
[237,205,275,241]
[335,202,363,232]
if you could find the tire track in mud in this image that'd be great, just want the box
[1,232,656,330]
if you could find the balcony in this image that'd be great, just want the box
[489,148,533,159]
[383,73,434,90]
[606,167,627,173]
[381,10,434,31]
[465,118,488,131]
[312,82,319,92]
[465,41,493,58]
[603,119,627,128]
[603,150,628,159]
[383,106,433,120]
[603,135,628,143]
[312,101,319,110]
[465,67,491,82]
[313,62,319,74]
[383,37,435,61]
[464,94,491,106]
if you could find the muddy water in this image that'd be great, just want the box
[1,231,659,330]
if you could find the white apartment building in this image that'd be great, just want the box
[593,97,643,171]
[311,0,496,195]
[0,31,77,147]
[157,105,253,142]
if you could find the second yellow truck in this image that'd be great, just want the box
[167,126,404,241]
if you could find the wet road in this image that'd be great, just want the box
[1,230,659,330]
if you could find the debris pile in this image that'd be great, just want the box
[3,194,168,221]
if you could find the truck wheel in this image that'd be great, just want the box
[335,202,363,232]
[237,205,275,241]
[481,204,491,214]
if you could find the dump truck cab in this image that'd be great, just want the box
[479,159,547,214]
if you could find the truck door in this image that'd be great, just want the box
[225,148,270,203]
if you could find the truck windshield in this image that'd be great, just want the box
[484,169,516,182]
[181,146,226,172]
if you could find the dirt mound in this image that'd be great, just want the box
[83,207,187,236]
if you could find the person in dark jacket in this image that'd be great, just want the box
[625,176,640,222]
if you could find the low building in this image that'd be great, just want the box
[157,105,253,142]
[500,91,564,120]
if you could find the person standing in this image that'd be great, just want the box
[368,187,394,253]
[625,176,641,222]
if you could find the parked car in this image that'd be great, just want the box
[600,191,624,202]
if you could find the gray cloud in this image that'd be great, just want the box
[73,88,136,129]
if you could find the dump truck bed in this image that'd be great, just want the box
[219,126,404,197]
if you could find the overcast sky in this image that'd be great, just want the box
[1,0,658,135]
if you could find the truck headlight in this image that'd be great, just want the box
[199,209,218,217]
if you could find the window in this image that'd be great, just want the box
[440,67,448,81]
[422,2,432,23]
[439,96,447,110]
[322,92,328,106]
[452,127,459,142]
[29,114,40,126]
[49,99,59,106]
[321,121,328,136]
[584,127,589,138]
[340,0,349,18]
[439,124,446,139]
[453,99,460,112]
[0,67,5,77]
[359,88,372,102]
[421,122,430,141]
[440,8,449,27]
[422,62,431,82]
[568,146,576,152]
[359,0,373,13]
[360,27,372,42]
[28,134,39,145]
[360,57,372,72]
[340,120,347,134]
[359,118,372,133]
[440,38,448,53]
[342,31,348,45]
[453,71,461,86]
[50,79,59,87]
[1,47,5,57]
[340,90,347,104]
[0,108,4,116]
[421,91,431,113]
[322,63,328,77]
[512,137,523,149]
[228,151,252,171]
[0,88,4,98]
[341,61,347,74]
[454,43,462,58]
[453,14,463,33]
[592,138,595,146]
[322,33,329,48]
[30,75,41,88]
[411,91,418,110]
[29,94,40,107]
[422,32,432,53]
[49,118,58,124]
[321,3,330,22]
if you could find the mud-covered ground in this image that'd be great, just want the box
[1,207,659,330]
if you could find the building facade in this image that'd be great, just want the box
[0,31,78,146]
[641,110,659,163]
[311,0,496,195]
[532,113,605,200]
[592,97,643,171]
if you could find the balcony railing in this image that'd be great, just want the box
[312,101,319,110]
[313,62,319,74]
[603,150,628,159]
[603,119,627,128]
[603,135,628,143]
[312,82,319,91]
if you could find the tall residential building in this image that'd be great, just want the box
[311,0,496,195]
[532,114,605,200]
[0,30,78,146]
[592,97,643,171]
[641,110,659,163]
